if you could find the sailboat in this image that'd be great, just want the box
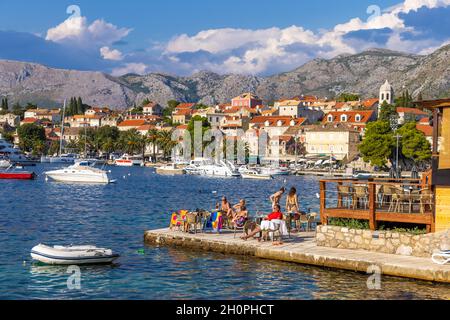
[48,100,76,164]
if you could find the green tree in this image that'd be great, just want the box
[118,129,143,155]
[336,93,360,102]
[12,102,24,117]
[146,128,160,162]
[164,100,180,117]
[1,97,8,111]
[17,124,46,153]
[397,122,432,162]
[378,101,398,122]
[157,130,177,160]
[395,90,414,108]
[48,140,60,156]
[358,121,394,167]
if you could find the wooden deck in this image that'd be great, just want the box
[144,228,450,283]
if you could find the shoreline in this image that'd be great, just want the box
[144,228,450,284]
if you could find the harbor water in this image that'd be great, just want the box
[0,164,449,299]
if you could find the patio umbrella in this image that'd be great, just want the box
[411,164,419,180]
[389,166,396,179]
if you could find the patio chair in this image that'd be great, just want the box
[384,185,398,212]
[184,212,199,233]
[420,189,433,214]
[432,250,450,265]
[392,188,413,213]
[307,212,318,231]
[299,214,309,232]
[261,222,282,243]
[353,185,369,209]
[233,218,250,238]
[337,185,353,209]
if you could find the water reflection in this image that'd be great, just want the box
[0,164,448,299]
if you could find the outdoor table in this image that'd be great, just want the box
[260,219,289,240]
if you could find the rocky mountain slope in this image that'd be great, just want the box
[0,45,449,109]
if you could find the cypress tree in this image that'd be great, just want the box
[77,97,83,114]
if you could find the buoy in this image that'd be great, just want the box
[137,249,145,255]
[128,173,131,176]
[123,176,126,179]
[212,191,217,194]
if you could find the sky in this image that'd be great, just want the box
[0,0,449,76]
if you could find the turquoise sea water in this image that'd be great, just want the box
[0,164,449,300]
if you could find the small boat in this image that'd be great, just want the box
[353,172,372,180]
[156,163,186,175]
[114,154,144,167]
[44,161,112,184]
[31,244,119,265]
[241,170,273,180]
[49,154,77,164]
[259,166,290,176]
[0,158,11,168]
[0,165,35,180]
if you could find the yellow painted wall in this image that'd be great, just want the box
[435,187,450,232]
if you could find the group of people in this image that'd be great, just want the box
[217,186,303,241]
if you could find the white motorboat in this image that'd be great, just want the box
[259,166,290,176]
[49,153,77,164]
[241,170,273,180]
[31,244,119,265]
[0,135,34,164]
[114,154,144,167]
[185,158,240,177]
[44,161,112,184]
[156,163,186,175]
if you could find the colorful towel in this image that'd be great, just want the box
[205,211,223,233]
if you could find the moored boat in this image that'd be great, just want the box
[44,161,112,184]
[31,244,119,265]
[241,170,273,180]
[156,163,186,175]
[114,154,144,167]
[0,165,35,180]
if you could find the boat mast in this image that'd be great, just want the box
[59,99,66,156]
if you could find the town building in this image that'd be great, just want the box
[143,102,163,116]
[24,108,61,123]
[397,107,429,124]
[0,113,20,127]
[379,80,394,106]
[66,115,102,128]
[322,110,376,134]
[277,99,324,123]
[117,119,148,131]
[231,93,263,108]
[305,124,360,161]
[249,116,307,138]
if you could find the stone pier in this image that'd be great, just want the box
[144,228,450,284]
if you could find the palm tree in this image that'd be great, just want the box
[157,130,177,161]
[147,128,159,163]
[119,129,142,155]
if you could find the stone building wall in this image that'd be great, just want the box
[316,225,450,258]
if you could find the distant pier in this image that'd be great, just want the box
[144,229,450,283]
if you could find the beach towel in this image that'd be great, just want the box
[204,211,223,233]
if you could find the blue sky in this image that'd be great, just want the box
[0,0,449,76]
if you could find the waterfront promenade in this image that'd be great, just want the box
[144,229,450,284]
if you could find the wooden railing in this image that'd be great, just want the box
[319,178,435,233]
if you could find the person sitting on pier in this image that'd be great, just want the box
[232,205,248,228]
[270,187,285,210]
[221,196,233,219]
[240,204,283,241]
[232,199,246,219]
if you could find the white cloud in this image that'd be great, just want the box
[111,63,148,76]
[161,0,450,75]
[100,46,124,61]
[46,16,131,47]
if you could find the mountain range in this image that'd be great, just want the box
[0,45,449,109]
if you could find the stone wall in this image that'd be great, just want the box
[316,225,450,258]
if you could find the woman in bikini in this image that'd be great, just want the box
[286,187,301,231]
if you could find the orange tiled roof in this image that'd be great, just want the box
[22,118,39,123]
[118,120,147,127]
[397,107,428,115]
[362,98,379,108]
[324,111,374,124]
[173,108,193,116]
[419,117,430,124]
[176,124,188,130]
[416,124,433,136]
[137,124,156,131]
[176,103,196,109]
